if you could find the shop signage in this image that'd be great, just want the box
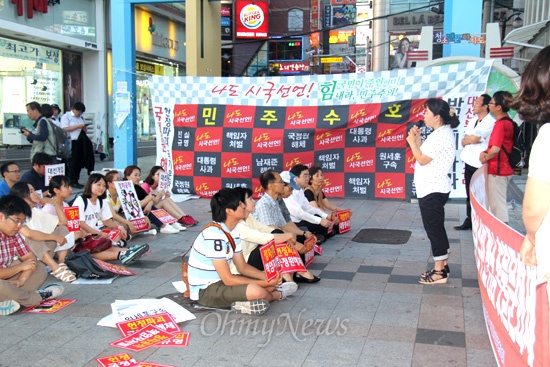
[11,0,49,19]
[136,61,165,75]
[0,36,60,65]
[329,30,355,44]
[389,12,443,31]
[270,62,309,73]
[324,5,332,28]
[221,4,233,41]
[152,32,179,51]
[235,0,269,39]
[321,57,343,63]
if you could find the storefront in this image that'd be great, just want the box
[107,6,186,142]
[0,0,106,147]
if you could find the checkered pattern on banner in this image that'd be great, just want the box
[150,61,493,199]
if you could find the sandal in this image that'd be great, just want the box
[421,264,450,278]
[419,268,448,285]
[51,266,77,283]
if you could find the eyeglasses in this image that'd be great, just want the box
[487,102,496,105]
[7,216,25,226]
[7,170,20,173]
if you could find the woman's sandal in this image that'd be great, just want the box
[419,268,448,285]
[51,265,77,283]
[421,264,450,278]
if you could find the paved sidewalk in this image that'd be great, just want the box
[0,172,502,366]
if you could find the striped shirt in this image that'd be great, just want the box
[187,222,242,300]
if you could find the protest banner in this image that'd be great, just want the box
[115,181,148,231]
[63,206,80,232]
[116,313,180,337]
[259,240,279,282]
[110,325,174,352]
[151,209,177,224]
[150,61,492,199]
[96,353,139,367]
[44,163,65,186]
[471,165,549,366]
[23,299,76,314]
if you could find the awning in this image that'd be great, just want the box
[503,20,550,50]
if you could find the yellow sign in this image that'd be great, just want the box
[320,57,343,64]
[136,61,165,75]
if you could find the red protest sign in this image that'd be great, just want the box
[94,258,136,276]
[116,313,181,337]
[304,235,316,267]
[156,332,190,347]
[102,229,121,241]
[131,217,149,232]
[96,353,139,367]
[63,206,80,232]
[314,243,323,256]
[259,240,280,282]
[151,209,177,224]
[334,209,351,234]
[276,243,306,273]
[110,325,174,352]
[23,299,76,314]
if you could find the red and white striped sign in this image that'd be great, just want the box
[489,46,515,59]
[406,50,429,61]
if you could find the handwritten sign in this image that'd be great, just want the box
[116,312,180,337]
[44,163,65,186]
[110,325,174,352]
[23,299,76,313]
[96,353,139,367]
[151,209,177,224]
[259,240,280,282]
[63,206,80,232]
[115,181,145,221]
[158,172,171,191]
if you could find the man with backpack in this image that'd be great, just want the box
[479,91,515,224]
[23,102,56,161]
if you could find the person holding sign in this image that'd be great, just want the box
[123,166,185,234]
[188,188,291,315]
[305,166,352,235]
[20,153,54,194]
[10,182,77,283]
[407,98,459,284]
[142,166,198,227]
[73,174,149,265]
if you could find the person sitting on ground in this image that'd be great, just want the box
[252,170,320,283]
[304,166,352,235]
[233,186,317,284]
[188,188,295,315]
[282,165,332,244]
[73,174,149,265]
[0,162,21,198]
[0,195,64,315]
[123,165,185,234]
[20,152,54,194]
[104,170,152,237]
[10,182,76,283]
[141,166,198,227]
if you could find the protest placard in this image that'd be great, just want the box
[304,235,316,267]
[110,325,174,352]
[94,258,136,276]
[334,209,351,234]
[96,353,139,367]
[63,206,80,232]
[276,243,307,273]
[116,313,180,337]
[151,209,177,224]
[259,240,279,282]
[115,181,148,232]
[44,163,65,186]
[23,299,76,313]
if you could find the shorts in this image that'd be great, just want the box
[198,281,248,308]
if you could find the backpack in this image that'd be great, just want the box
[69,194,103,212]
[47,120,71,161]
[64,250,115,279]
[501,117,526,171]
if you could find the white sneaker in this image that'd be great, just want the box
[0,300,20,316]
[160,224,179,234]
[144,229,157,236]
[171,222,187,231]
[276,281,298,299]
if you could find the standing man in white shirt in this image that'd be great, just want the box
[60,102,87,189]
[455,94,495,230]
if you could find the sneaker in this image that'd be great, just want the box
[231,300,270,315]
[144,229,157,236]
[37,283,64,301]
[179,215,198,227]
[160,224,179,234]
[171,222,187,231]
[0,300,20,316]
[126,234,133,242]
[120,244,150,265]
[276,281,298,299]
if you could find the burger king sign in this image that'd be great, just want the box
[235,1,269,39]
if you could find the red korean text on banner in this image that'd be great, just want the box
[334,209,352,233]
[314,243,323,256]
[116,312,181,337]
[63,206,80,232]
[110,325,175,352]
[137,363,178,367]
[276,243,307,274]
[23,299,76,314]
[259,239,280,282]
[94,258,136,276]
[157,332,191,347]
[304,235,316,267]
[151,209,177,224]
[96,353,139,367]
[102,229,121,242]
[131,217,149,232]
